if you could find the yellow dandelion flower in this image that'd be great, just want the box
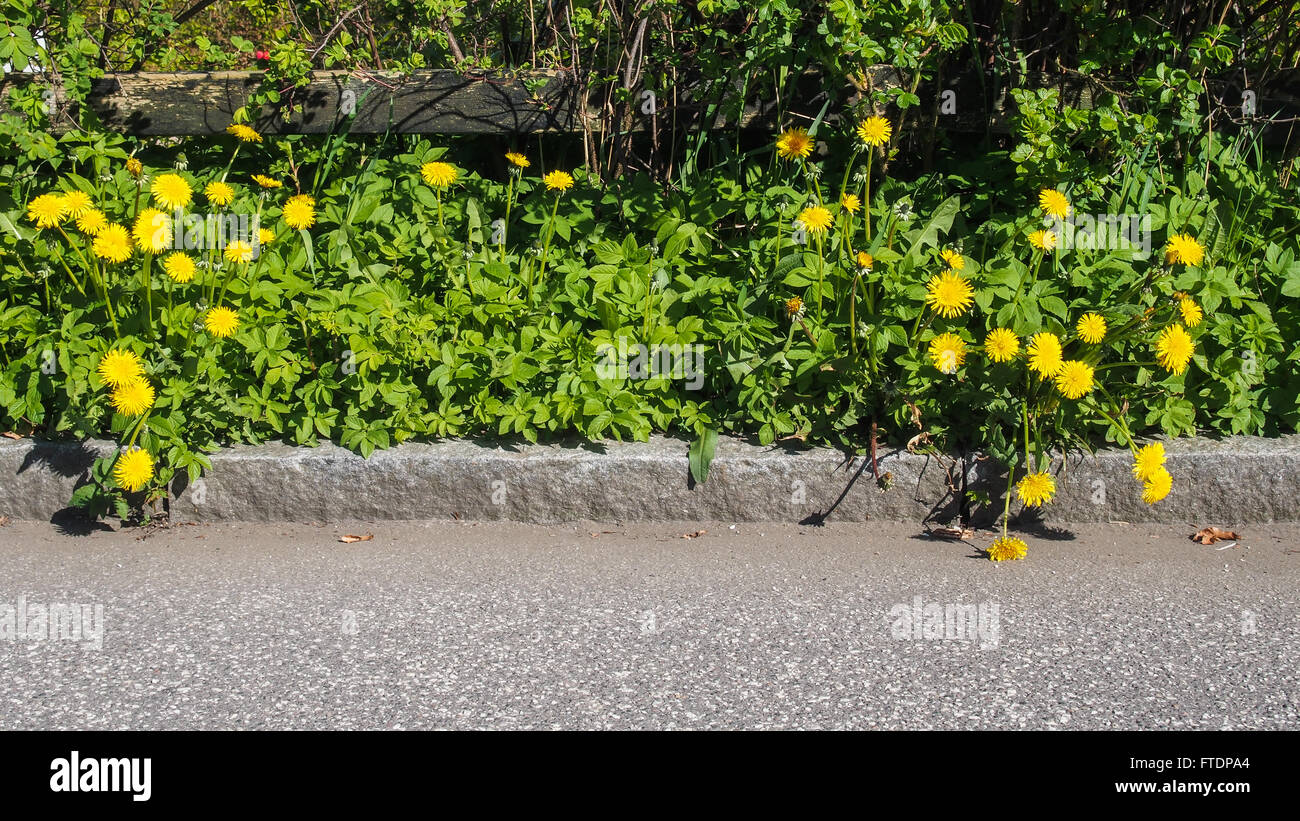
[796,205,833,235]
[75,208,108,236]
[1164,233,1205,266]
[258,228,275,246]
[987,536,1028,562]
[1016,471,1056,508]
[132,208,173,253]
[543,170,575,192]
[113,448,154,492]
[840,193,861,213]
[205,181,235,206]
[776,127,814,160]
[1038,188,1070,219]
[1179,297,1203,327]
[855,251,873,270]
[1054,360,1095,399]
[1131,442,1166,482]
[92,224,132,263]
[1026,332,1064,378]
[1076,312,1107,344]
[420,161,458,188]
[205,306,240,337]
[97,348,144,389]
[928,332,967,375]
[1142,466,1173,505]
[984,328,1020,363]
[226,123,263,143]
[162,252,196,283]
[126,157,144,178]
[924,271,974,318]
[1155,324,1194,375]
[26,193,67,229]
[856,116,892,147]
[61,190,93,219]
[251,174,282,189]
[505,152,530,168]
[223,240,253,264]
[1028,229,1058,252]
[939,248,966,270]
[282,194,316,230]
[110,378,155,417]
[151,173,193,210]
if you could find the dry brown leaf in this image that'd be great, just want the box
[338,533,374,543]
[1,432,20,440]
[926,525,973,541]
[906,432,931,453]
[682,529,707,539]
[1191,526,1240,545]
[0,515,10,527]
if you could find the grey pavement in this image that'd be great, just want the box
[1,518,1297,730]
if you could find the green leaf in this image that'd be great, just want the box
[689,428,718,484]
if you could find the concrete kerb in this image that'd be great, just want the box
[0,434,1296,524]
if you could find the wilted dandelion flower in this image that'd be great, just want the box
[226,123,262,143]
[251,174,282,189]
[162,252,196,283]
[1038,188,1070,219]
[987,536,1028,562]
[111,378,155,417]
[132,208,173,253]
[113,447,154,492]
[856,251,873,271]
[223,240,253,264]
[61,190,93,219]
[97,348,144,388]
[151,172,193,210]
[939,248,965,270]
[1131,442,1166,481]
[924,271,974,318]
[784,296,806,320]
[894,200,914,222]
[1054,360,1095,399]
[1178,297,1203,327]
[26,193,67,229]
[1016,472,1056,508]
[205,306,240,337]
[205,181,235,206]
[775,127,813,160]
[505,152,530,168]
[1155,324,1194,374]
[1076,312,1107,344]
[928,332,967,375]
[984,328,1020,362]
[840,193,861,213]
[856,116,892,147]
[126,157,144,178]
[1028,229,1058,252]
[420,161,458,188]
[75,208,108,236]
[282,194,316,230]
[1142,466,1173,504]
[92,224,132,263]
[543,170,575,192]
[797,205,832,235]
[1164,233,1205,266]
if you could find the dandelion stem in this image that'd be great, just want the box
[533,193,561,304]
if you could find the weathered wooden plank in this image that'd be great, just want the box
[2,67,1295,141]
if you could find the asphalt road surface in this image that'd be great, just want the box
[1,517,1296,730]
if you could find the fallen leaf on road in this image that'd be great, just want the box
[0,515,10,527]
[1191,526,1240,545]
[925,525,973,541]
[682,529,707,539]
[338,533,373,543]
